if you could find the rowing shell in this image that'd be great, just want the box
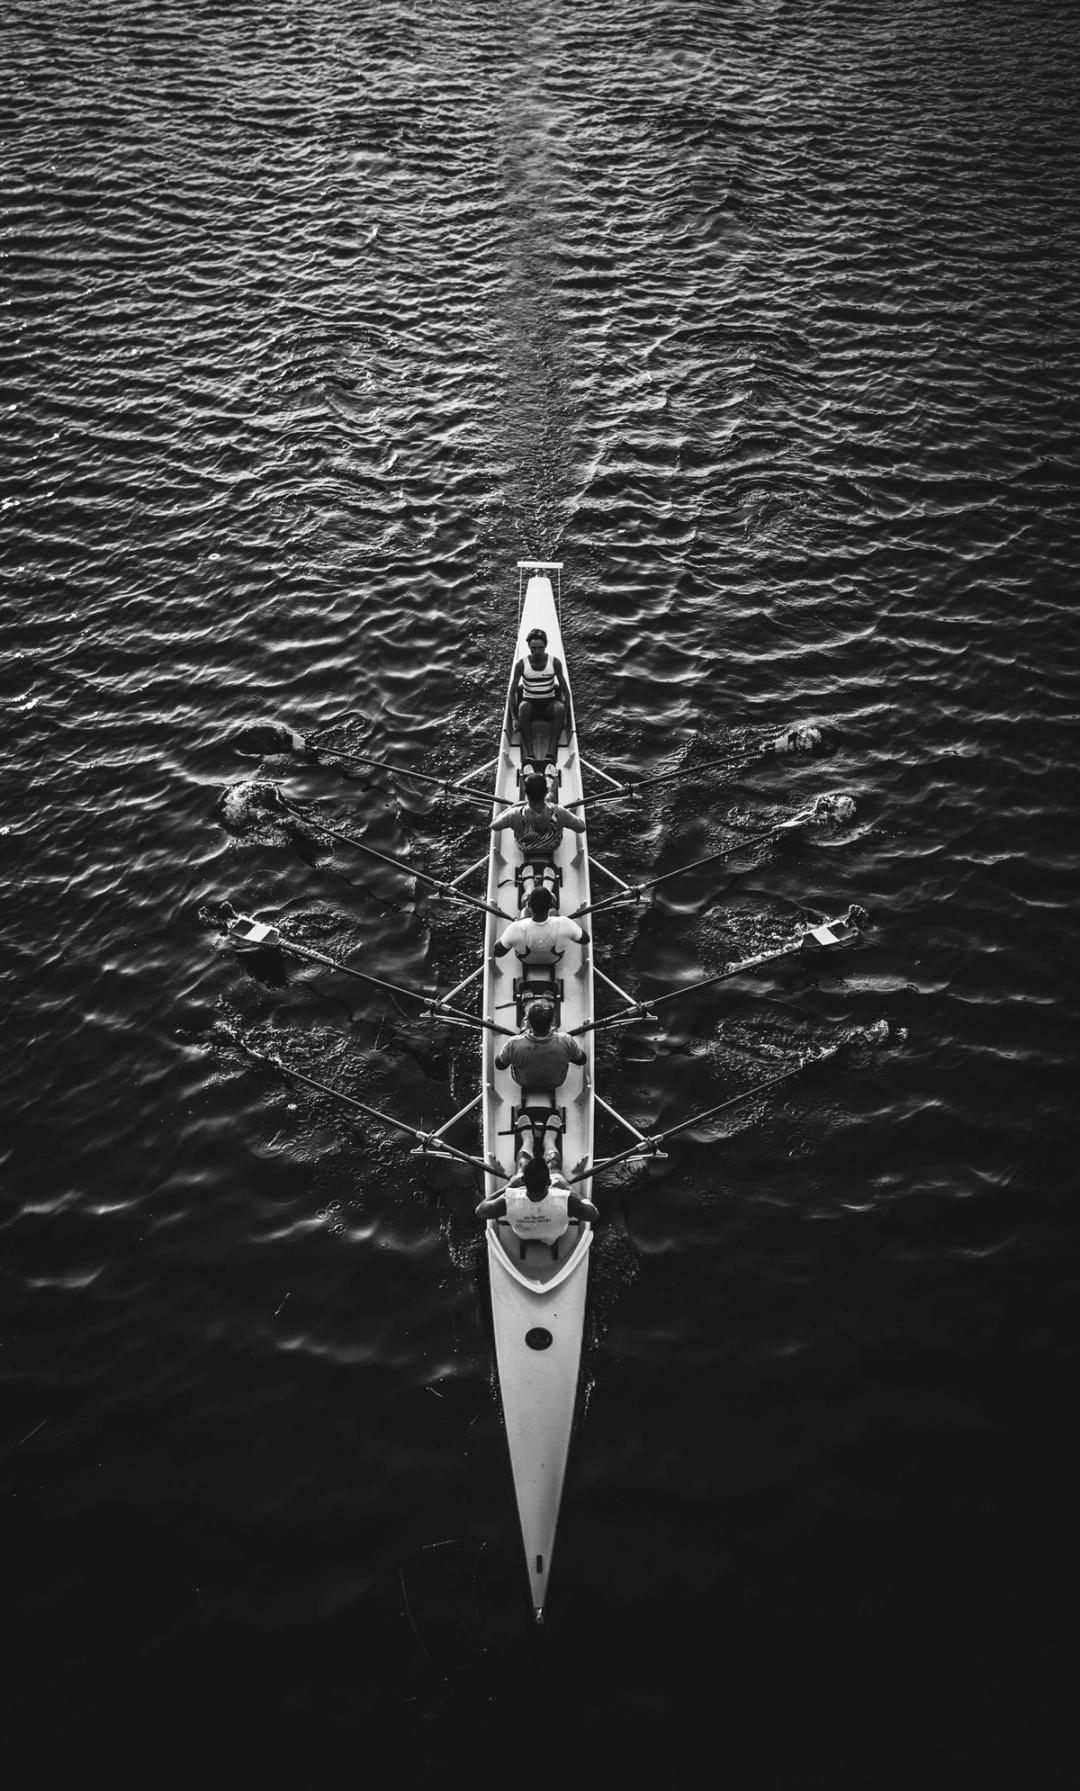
[482,561,594,1623]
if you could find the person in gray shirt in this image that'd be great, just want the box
[494,999,587,1092]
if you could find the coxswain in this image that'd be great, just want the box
[494,999,587,1091]
[508,627,573,770]
[493,884,589,964]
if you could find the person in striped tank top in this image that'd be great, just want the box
[490,772,585,875]
[508,627,573,770]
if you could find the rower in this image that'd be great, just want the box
[493,885,589,967]
[490,772,585,896]
[508,627,573,771]
[494,999,587,1095]
[476,1152,598,1243]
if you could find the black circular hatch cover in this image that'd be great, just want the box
[525,1327,553,1350]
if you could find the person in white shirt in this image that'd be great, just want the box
[493,885,589,966]
[476,1117,598,1241]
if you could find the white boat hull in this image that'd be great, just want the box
[482,566,594,1620]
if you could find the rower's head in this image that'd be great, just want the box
[526,629,548,654]
[522,1157,551,1200]
[526,1000,554,1036]
[526,886,554,919]
[524,773,549,803]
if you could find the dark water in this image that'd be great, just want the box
[4,0,1079,1779]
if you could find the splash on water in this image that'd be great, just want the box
[230,721,309,757]
[198,898,241,930]
[219,779,287,833]
[775,723,823,755]
[810,792,857,828]
[837,1018,897,1066]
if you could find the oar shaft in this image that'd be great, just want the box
[229,915,503,1017]
[283,799,509,921]
[654,1046,839,1145]
[572,942,798,1027]
[576,809,814,914]
[240,1043,497,1171]
[269,933,430,1004]
[570,1043,838,1180]
[645,940,800,1011]
[571,747,762,810]
[626,748,759,793]
[641,817,801,892]
[240,1044,420,1141]
[311,743,492,805]
[433,1001,514,1037]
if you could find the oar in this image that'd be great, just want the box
[233,719,495,806]
[566,726,824,810]
[224,910,513,1035]
[277,794,512,923]
[307,742,495,807]
[235,1038,506,1175]
[567,1037,844,1182]
[570,907,868,1034]
[572,797,838,918]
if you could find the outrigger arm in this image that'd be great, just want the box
[569,963,658,1035]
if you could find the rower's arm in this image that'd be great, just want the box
[568,1192,599,1223]
[553,804,586,835]
[553,656,573,719]
[475,1194,507,1220]
[508,660,524,717]
[490,806,516,832]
